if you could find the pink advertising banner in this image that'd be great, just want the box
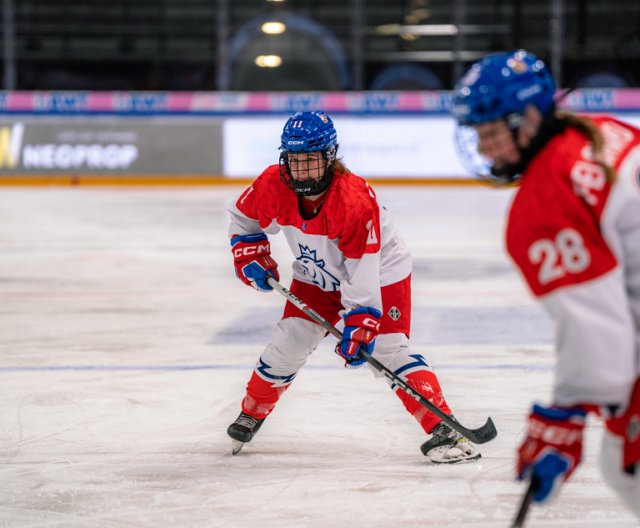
[2,90,640,115]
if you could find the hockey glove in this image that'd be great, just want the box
[607,377,640,474]
[516,404,587,503]
[230,233,279,292]
[335,306,382,367]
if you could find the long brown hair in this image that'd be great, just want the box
[334,158,350,175]
[555,110,617,184]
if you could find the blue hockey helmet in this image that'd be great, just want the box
[451,50,557,183]
[452,49,556,126]
[279,111,338,196]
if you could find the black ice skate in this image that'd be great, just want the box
[227,412,265,455]
[420,418,481,464]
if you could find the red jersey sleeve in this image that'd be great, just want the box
[234,166,283,230]
[235,184,258,220]
[330,176,381,259]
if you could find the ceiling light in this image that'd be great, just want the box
[261,22,286,34]
[255,55,282,68]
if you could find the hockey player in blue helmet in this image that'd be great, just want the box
[279,111,338,196]
[225,110,483,463]
[451,50,640,520]
[451,49,559,184]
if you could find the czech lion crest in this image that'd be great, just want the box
[294,244,340,291]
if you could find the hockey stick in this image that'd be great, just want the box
[267,276,498,445]
[510,476,539,528]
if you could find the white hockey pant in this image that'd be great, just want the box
[245,317,450,432]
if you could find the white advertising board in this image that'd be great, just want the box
[223,114,640,179]
[223,116,469,178]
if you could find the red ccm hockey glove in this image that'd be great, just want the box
[335,306,382,367]
[516,404,587,503]
[230,233,279,292]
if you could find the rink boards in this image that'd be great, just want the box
[1,88,640,185]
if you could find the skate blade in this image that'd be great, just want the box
[427,443,481,464]
[430,451,481,464]
[231,439,245,455]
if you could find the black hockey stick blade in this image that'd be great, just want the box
[511,477,539,528]
[458,417,497,445]
[362,350,498,444]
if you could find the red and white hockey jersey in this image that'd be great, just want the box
[506,116,640,407]
[228,166,412,313]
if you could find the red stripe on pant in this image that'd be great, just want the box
[243,366,452,432]
[394,369,451,434]
[241,371,289,419]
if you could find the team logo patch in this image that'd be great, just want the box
[388,306,401,321]
[507,57,529,74]
[295,244,340,291]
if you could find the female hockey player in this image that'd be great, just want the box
[451,50,640,516]
[226,110,480,464]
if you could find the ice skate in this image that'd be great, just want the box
[420,419,481,464]
[227,412,265,455]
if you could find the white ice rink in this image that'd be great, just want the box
[1,186,637,528]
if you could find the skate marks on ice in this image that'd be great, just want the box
[2,359,634,528]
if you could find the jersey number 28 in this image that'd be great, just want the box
[528,228,591,285]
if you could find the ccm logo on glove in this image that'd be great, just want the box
[360,317,381,330]
[233,243,271,259]
[527,419,583,445]
[336,306,382,367]
[230,233,279,292]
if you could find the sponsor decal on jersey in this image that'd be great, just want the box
[388,306,401,321]
[295,244,340,291]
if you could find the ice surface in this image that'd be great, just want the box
[0,186,636,527]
